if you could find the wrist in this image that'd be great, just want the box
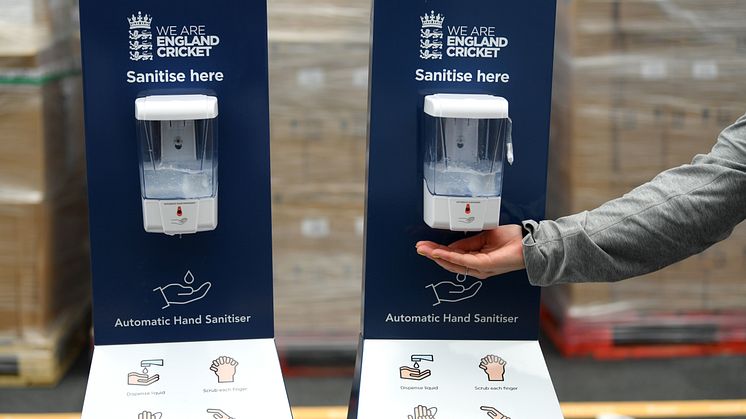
[509,237,526,270]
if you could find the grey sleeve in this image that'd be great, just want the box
[522,113,746,286]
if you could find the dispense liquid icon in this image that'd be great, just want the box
[135,94,219,235]
[422,94,513,231]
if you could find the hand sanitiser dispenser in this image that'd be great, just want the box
[135,94,219,235]
[423,94,513,231]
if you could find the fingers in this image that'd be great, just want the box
[213,356,238,366]
[461,281,482,297]
[479,355,506,366]
[416,241,455,256]
[417,233,490,254]
[431,248,493,272]
[207,409,227,418]
[194,282,211,296]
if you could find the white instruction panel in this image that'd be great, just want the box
[358,339,563,419]
[82,339,292,419]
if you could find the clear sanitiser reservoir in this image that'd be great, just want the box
[136,94,219,235]
[423,117,507,198]
[139,119,217,200]
[422,94,512,231]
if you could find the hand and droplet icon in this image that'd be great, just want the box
[153,270,211,309]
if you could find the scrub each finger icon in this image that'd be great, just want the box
[137,412,162,419]
[207,408,234,419]
[408,405,438,419]
[210,356,238,383]
[128,359,163,386]
[479,355,507,382]
[400,354,433,381]
[481,406,510,419]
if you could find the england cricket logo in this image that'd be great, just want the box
[420,11,444,60]
[128,11,153,61]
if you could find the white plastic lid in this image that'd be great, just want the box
[135,94,219,121]
[424,94,509,119]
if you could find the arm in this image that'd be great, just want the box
[416,114,746,286]
[524,113,746,286]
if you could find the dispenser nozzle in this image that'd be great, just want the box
[141,359,164,368]
[411,354,434,363]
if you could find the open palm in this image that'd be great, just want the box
[416,225,525,279]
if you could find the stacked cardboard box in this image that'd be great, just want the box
[545,0,746,351]
[268,0,370,349]
[0,0,90,384]
[268,0,370,44]
[0,0,79,68]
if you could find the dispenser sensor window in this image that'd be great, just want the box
[136,94,219,235]
[423,94,513,232]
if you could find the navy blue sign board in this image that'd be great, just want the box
[361,0,558,341]
[79,2,292,417]
[350,1,562,417]
[79,0,274,345]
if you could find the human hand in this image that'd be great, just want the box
[154,282,211,309]
[416,225,525,280]
[480,406,510,419]
[137,412,162,419]
[479,355,507,381]
[127,372,160,386]
[426,280,482,306]
[408,405,438,419]
[400,366,431,380]
[210,356,238,383]
[206,408,234,419]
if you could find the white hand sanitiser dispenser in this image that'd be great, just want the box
[423,94,513,231]
[135,94,219,235]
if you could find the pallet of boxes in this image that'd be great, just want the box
[0,0,90,385]
[268,0,370,353]
[544,0,746,359]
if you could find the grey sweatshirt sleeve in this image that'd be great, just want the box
[522,113,746,286]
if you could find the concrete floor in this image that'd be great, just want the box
[0,338,744,413]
